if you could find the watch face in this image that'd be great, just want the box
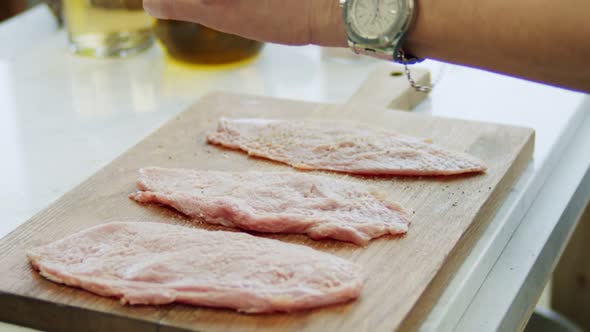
[348,0,405,43]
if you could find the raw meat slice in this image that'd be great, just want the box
[206,118,487,176]
[130,167,410,245]
[27,222,362,313]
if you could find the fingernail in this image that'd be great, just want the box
[143,0,164,18]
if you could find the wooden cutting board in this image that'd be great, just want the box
[0,63,534,332]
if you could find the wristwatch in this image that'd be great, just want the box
[340,0,423,65]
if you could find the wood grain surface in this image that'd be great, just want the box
[0,64,534,332]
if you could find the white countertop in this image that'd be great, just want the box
[1,5,589,332]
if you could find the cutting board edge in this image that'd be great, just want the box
[396,129,536,331]
[0,290,193,332]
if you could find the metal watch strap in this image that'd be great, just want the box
[350,42,431,93]
[349,41,422,64]
[349,41,395,60]
[395,47,422,65]
[398,49,432,93]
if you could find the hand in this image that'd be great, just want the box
[143,0,348,47]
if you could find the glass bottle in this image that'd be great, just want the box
[62,0,155,57]
[155,20,264,65]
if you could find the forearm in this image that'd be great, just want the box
[405,0,590,92]
[0,0,27,21]
[143,0,590,92]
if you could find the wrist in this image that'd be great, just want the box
[403,0,432,59]
[310,0,348,47]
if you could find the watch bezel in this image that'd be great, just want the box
[343,0,414,48]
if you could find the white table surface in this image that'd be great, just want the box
[1,5,589,332]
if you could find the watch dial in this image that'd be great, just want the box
[351,0,400,39]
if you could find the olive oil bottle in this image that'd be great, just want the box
[155,20,264,66]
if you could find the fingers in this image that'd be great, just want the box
[142,0,347,46]
[143,0,217,21]
[143,0,251,42]
[143,0,310,45]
